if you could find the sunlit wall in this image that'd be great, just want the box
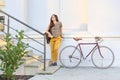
[88,0,120,36]
[27,0,88,33]
[2,0,120,66]
[0,0,5,10]
[59,0,88,32]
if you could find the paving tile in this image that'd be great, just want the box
[29,67,120,80]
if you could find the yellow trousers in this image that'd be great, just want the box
[50,36,62,62]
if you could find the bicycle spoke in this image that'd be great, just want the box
[91,46,114,69]
[59,46,81,68]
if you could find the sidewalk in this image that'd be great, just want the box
[29,67,120,80]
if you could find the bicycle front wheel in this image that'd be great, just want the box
[59,46,81,68]
[91,46,114,69]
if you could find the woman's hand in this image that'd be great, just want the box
[45,31,53,38]
[49,34,53,38]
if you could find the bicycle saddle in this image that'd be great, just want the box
[73,37,82,41]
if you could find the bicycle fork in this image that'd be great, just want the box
[97,44,104,58]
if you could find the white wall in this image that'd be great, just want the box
[88,0,120,66]
[27,0,48,32]
[4,0,27,22]
[2,0,120,67]
[60,0,88,32]
[3,0,120,36]
[27,0,120,67]
[88,0,120,36]
[0,0,27,33]
[27,0,88,34]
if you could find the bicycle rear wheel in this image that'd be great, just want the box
[91,46,114,69]
[59,46,81,68]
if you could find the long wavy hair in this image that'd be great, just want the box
[49,14,59,30]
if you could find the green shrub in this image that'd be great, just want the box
[0,30,29,80]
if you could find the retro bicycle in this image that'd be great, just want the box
[59,37,115,69]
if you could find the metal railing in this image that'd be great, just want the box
[0,10,47,71]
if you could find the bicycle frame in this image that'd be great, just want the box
[74,42,102,60]
[60,37,114,68]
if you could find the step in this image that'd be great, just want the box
[24,60,51,70]
[23,55,42,64]
[0,39,6,47]
[24,61,41,67]
[38,60,51,70]
[15,64,61,75]
[21,58,59,75]
[14,64,39,75]
[38,66,61,75]
[0,34,5,40]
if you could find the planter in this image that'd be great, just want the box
[0,75,33,80]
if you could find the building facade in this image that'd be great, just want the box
[1,0,120,67]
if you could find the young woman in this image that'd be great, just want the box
[45,14,63,66]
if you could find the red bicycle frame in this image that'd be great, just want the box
[74,42,103,60]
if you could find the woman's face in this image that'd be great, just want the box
[51,15,56,21]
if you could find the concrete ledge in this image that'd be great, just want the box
[38,66,61,75]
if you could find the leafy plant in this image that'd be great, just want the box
[0,30,29,80]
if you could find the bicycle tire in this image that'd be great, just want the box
[59,46,81,68]
[91,46,114,69]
